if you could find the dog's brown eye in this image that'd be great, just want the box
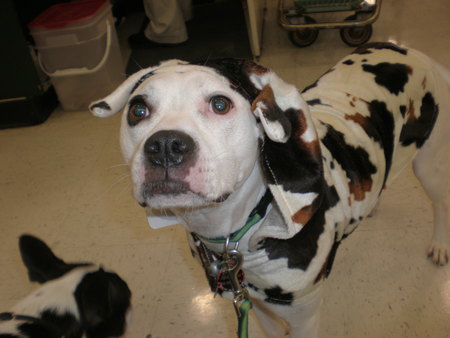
[129,103,149,121]
[210,95,232,115]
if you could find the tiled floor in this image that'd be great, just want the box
[1,0,449,337]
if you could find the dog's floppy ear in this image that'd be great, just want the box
[204,58,310,143]
[89,59,188,118]
[89,67,156,118]
[19,234,91,283]
[243,61,319,145]
[239,61,325,237]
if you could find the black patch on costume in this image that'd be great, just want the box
[258,98,292,139]
[302,81,318,93]
[362,62,411,95]
[400,105,407,118]
[343,59,354,65]
[365,100,395,186]
[89,101,111,111]
[302,68,334,93]
[307,98,331,107]
[264,286,294,305]
[353,42,408,55]
[307,98,322,106]
[130,71,155,94]
[324,237,341,278]
[321,124,377,194]
[315,233,342,283]
[261,184,339,270]
[261,108,323,195]
[400,92,439,148]
[0,335,20,338]
[342,226,358,239]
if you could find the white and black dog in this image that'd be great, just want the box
[0,235,131,338]
[90,42,449,337]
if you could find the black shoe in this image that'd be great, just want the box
[128,32,187,49]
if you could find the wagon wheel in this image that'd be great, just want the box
[340,14,372,47]
[340,25,372,46]
[288,16,319,48]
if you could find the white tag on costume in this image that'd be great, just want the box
[146,208,180,229]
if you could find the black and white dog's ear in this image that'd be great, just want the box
[242,62,315,144]
[89,60,188,118]
[19,234,90,284]
[204,58,302,143]
[238,61,325,236]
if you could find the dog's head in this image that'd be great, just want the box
[90,59,323,232]
[16,235,132,338]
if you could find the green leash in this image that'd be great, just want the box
[221,239,253,338]
[237,298,252,338]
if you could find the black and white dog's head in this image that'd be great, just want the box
[90,59,320,228]
[0,235,132,338]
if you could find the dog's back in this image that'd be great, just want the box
[301,43,449,260]
[304,43,445,182]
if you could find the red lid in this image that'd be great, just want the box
[28,0,108,29]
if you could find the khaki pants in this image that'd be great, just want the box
[143,0,192,44]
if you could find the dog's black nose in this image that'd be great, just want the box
[144,130,196,168]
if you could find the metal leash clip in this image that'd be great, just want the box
[222,238,249,317]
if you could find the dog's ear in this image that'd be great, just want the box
[238,61,325,235]
[75,269,131,337]
[89,59,188,118]
[89,66,157,118]
[206,59,316,144]
[19,234,90,283]
[243,61,320,145]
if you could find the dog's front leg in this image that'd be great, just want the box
[252,285,323,338]
[251,298,290,337]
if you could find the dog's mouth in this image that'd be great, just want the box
[144,180,190,195]
[139,180,198,208]
[138,180,230,208]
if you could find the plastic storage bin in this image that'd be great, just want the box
[28,0,124,111]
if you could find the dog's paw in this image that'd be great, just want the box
[427,241,449,266]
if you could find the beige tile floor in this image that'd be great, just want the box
[1,0,449,337]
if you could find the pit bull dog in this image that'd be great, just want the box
[0,235,131,338]
[90,42,449,337]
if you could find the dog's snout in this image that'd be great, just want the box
[144,130,195,168]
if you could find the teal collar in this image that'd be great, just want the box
[197,189,273,244]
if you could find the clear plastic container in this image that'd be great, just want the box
[28,0,125,111]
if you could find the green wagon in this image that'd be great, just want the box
[279,0,382,47]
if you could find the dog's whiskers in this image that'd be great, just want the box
[116,179,133,201]
[102,172,131,196]
[108,163,130,170]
